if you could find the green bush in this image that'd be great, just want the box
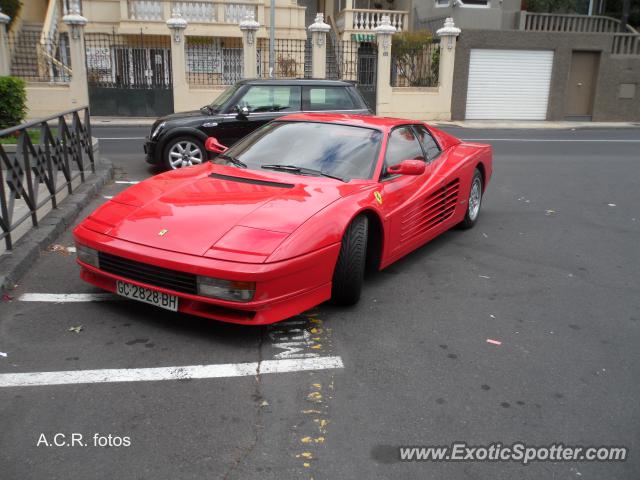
[0,0,22,26]
[0,76,27,130]
[391,30,439,87]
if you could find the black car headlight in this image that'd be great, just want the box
[76,244,99,268]
[150,121,166,140]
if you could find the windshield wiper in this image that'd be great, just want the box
[261,164,346,182]
[217,153,247,168]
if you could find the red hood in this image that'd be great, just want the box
[83,164,357,261]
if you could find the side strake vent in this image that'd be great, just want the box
[209,173,294,189]
[400,179,460,243]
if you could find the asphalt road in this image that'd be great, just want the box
[1,125,639,479]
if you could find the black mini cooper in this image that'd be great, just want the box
[144,79,372,170]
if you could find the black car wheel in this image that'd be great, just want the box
[458,168,483,229]
[164,136,205,170]
[331,215,368,306]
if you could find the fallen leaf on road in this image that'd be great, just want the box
[2,294,12,302]
[68,325,83,334]
[48,244,72,255]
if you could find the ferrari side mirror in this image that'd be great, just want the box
[204,137,228,154]
[387,159,426,176]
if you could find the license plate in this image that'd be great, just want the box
[116,280,178,312]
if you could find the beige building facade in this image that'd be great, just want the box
[3,0,461,120]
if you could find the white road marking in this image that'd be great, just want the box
[462,138,640,143]
[18,293,120,302]
[0,356,344,388]
[115,180,140,185]
[269,324,319,359]
[97,137,146,140]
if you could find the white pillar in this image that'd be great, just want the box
[308,13,330,79]
[0,8,10,76]
[436,17,460,120]
[62,8,89,107]
[240,13,260,79]
[167,10,188,113]
[374,15,396,115]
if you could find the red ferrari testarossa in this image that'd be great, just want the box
[74,114,492,324]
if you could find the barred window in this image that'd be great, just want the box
[186,39,222,74]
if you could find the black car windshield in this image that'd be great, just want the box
[214,121,383,181]
[207,85,239,112]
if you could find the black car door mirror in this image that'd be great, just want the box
[235,105,250,119]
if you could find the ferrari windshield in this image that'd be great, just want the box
[215,121,383,180]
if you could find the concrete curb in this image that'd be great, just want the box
[0,159,114,294]
[91,117,155,127]
[432,120,640,130]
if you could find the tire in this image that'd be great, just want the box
[331,215,368,306]
[164,136,205,170]
[458,169,483,230]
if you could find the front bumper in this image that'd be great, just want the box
[73,225,340,325]
[144,138,160,164]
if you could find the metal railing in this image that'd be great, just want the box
[0,107,94,250]
[612,33,640,55]
[8,30,71,82]
[258,38,307,79]
[85,32,172,89]
[520,11,638,33]
[186,36,243,85]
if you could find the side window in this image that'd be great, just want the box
[236,86,301,113]
[382,126,425,178]
[304,87,356,111]
[414,125,441,162]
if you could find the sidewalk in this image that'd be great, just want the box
[90,115,640,130]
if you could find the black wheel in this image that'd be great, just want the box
[164,136,205,170]
[331,215,368,306]
[458,168,483,230]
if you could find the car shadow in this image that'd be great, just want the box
[364,227,464,287]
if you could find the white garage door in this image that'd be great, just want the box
[465,49,554,120]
